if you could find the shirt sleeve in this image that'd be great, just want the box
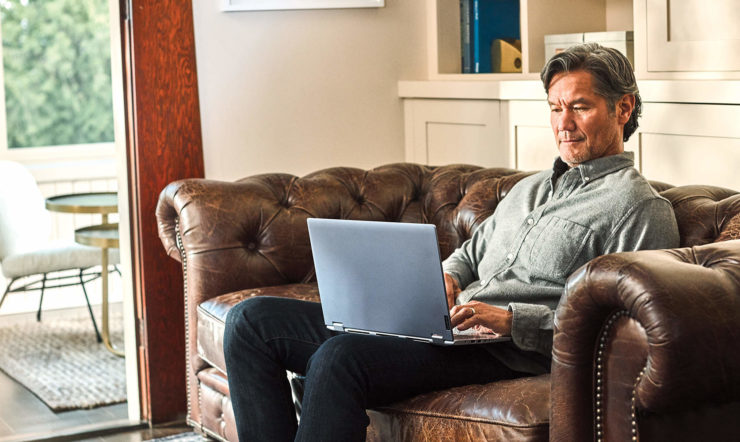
[604,197,680,254]
[441,215,495,289]
[507,303,554,356]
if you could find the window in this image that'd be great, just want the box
[0,0,114,160]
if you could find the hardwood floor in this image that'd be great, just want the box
[78,424,201,442]
[0,367,130,437]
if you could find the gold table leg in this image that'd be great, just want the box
[101,246,123,357]
[100,213,123,357]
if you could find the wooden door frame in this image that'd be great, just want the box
[120,0,204,423]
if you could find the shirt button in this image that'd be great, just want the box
[527,218,534,225]
[506,253,514,261]
[584,176,590,182]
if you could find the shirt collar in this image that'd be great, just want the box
[551,152,635,184]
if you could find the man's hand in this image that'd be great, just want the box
[450,301,513,336]
[444,273,461,309]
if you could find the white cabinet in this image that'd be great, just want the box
[403,99,507,167]
[644,0,740,73]
[403,95,740,188]
[638,103,740,189]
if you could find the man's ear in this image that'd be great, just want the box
[616,94,636,125]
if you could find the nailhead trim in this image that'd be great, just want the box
[594,310,629,442]
[176,218,200,429]
[631,366,647,441]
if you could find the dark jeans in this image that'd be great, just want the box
[223,296,524,442]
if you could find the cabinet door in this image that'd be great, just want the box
[640,103,740,190]
[403,99,506,167]
[646,0,740,72]
[639,102,740,189]
[508,101,552,171]
[641,134,740,189]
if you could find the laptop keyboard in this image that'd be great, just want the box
[453,327,501,341]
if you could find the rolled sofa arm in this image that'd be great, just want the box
[551,240,740,441]
[156,175,321,304]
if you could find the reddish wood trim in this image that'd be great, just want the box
[120,0,204,423]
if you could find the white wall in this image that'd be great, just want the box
[192,1,427,181]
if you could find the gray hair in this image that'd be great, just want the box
[540,42,641,142]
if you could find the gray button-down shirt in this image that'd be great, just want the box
[442,152,679,374]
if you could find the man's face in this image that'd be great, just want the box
[547,70,633,167]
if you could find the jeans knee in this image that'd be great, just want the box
[306,334,366,381]
[224,297,271,356]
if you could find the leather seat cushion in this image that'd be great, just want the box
[367,374,550,441]
[196,283,320,373]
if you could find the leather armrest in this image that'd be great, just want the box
[551,240,740,440]
[156,175,319,302]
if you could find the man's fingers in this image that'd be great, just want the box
[450,306,476,328]
[454,314,478,331]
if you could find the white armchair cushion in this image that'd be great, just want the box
[1,240,120,279]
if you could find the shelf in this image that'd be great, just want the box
[398,79,740,105]
[398,79,544,100]
[428,0,633,78]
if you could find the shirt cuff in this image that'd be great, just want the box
[508,303,554,354]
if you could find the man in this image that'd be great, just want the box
[223,43,679,441]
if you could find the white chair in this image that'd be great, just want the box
[0,161,120,342]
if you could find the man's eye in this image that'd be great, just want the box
[573,107,588,112]
[550,107,562,113]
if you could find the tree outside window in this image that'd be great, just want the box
[0,0,113,149]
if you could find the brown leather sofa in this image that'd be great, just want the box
[156,163,740,441]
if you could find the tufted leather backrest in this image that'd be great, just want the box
[660,185,740,246]
[158,163,740,303]
[158,164,533,299]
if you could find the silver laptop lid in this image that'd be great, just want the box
[307,218,453,343]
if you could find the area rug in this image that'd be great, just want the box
[0,310,126,411]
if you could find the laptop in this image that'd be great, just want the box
[306,218,510,346]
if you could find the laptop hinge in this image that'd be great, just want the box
[332,322,345,332]
[431,334,445,344]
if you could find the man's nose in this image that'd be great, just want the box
[557,109,576,132]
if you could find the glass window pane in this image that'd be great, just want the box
[1,0,114,149]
